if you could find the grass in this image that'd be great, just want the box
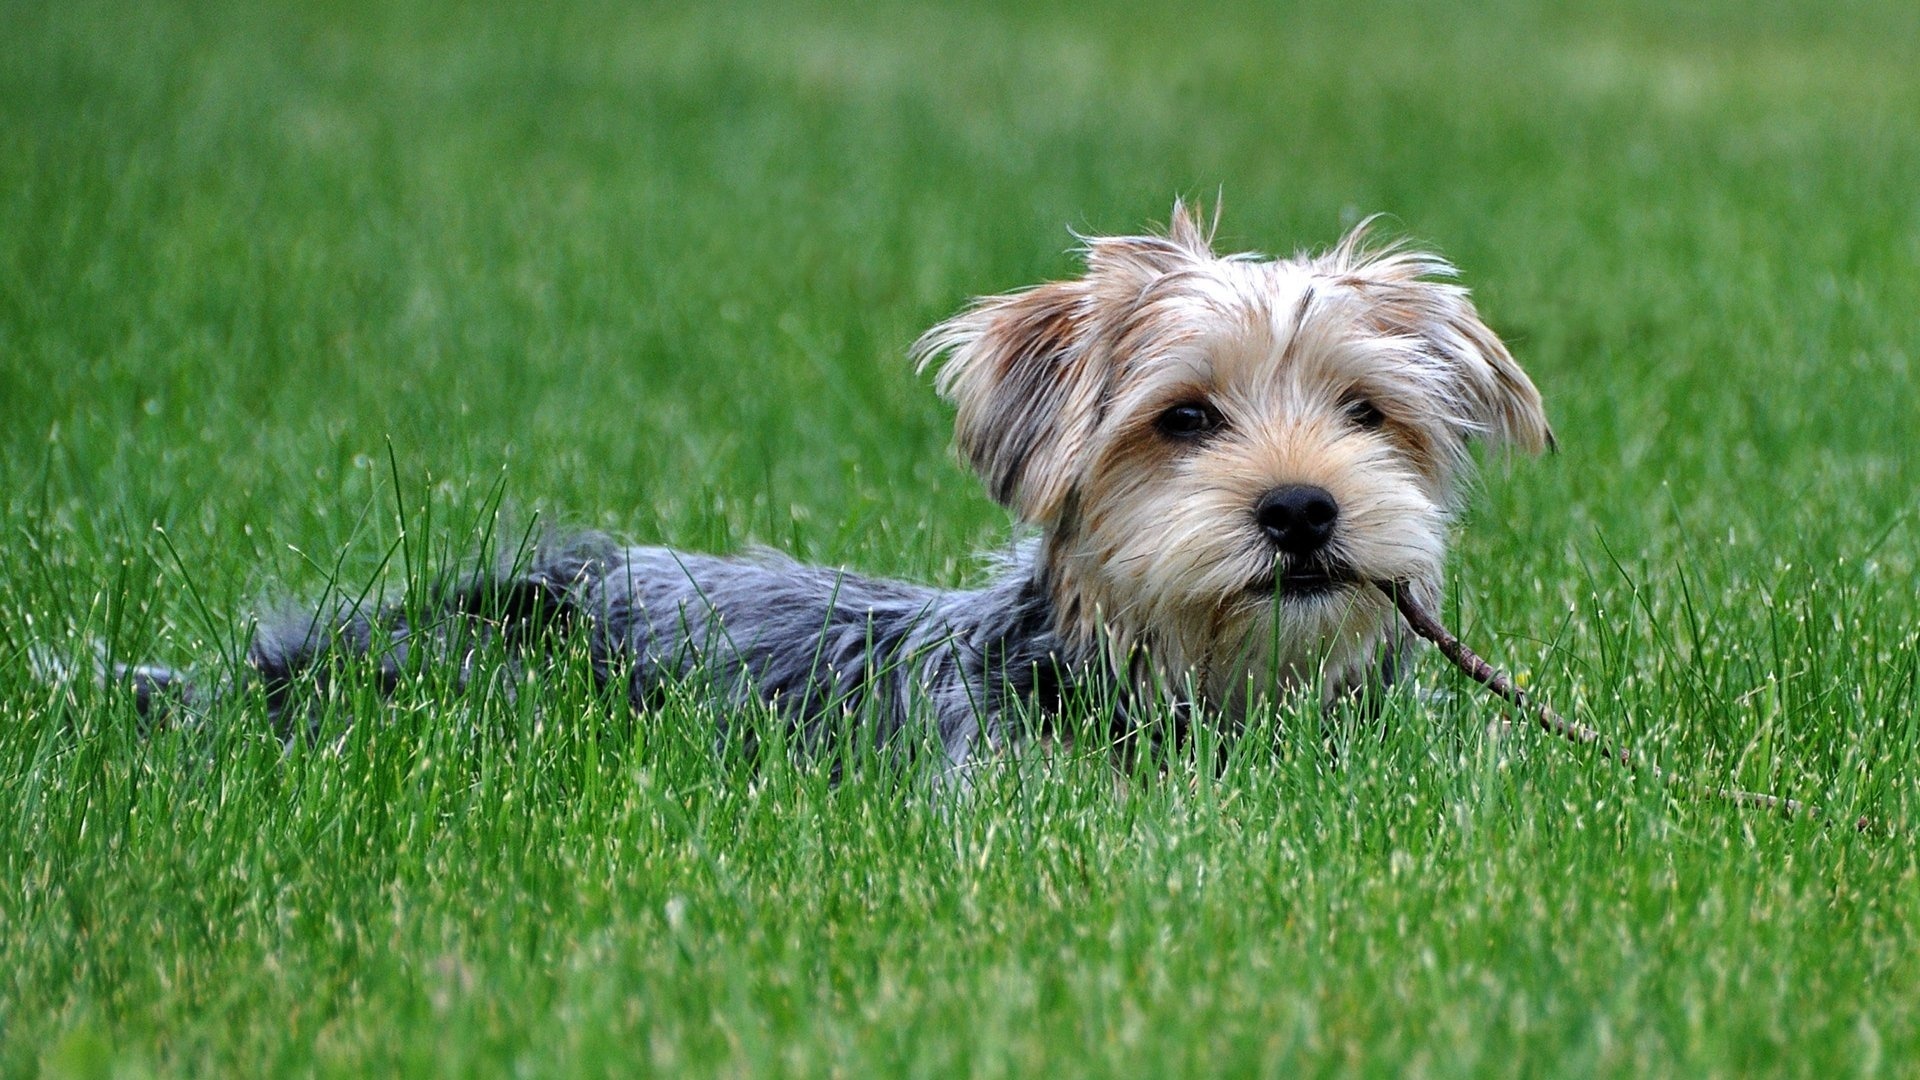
[5,0,1920,1074]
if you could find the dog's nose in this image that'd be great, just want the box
[1255,485,1339,555]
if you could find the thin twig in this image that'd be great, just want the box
[1377,581,1874,833]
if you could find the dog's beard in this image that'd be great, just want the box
[1133,575,1395,714]
[1245,552,1360,600]
[1050,471,1447,710]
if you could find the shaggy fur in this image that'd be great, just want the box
[121,203,1551,769]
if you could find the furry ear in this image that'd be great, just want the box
[1077,199,1215,282]
[911,278,1106,524]
[1166,197,1218,258]
[1324,222,1555,453]
[1430,290,1556,454]
[912,209,1220,522]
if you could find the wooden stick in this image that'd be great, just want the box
[1376,581,1874,833]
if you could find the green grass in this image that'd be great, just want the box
[6,0,1920,1074]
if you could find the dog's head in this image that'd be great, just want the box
[913,203,1551,700]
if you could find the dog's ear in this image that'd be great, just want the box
[912,278,1107,524]
[914,212,1219,522]
[1080,199,1215,281]
[1326,222,1555,453]
[1434,297,1555,453]
[1166,197,1217,259]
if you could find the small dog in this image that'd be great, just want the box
[123,203,1551,770]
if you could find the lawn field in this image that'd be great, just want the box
[5,0,1920,1075]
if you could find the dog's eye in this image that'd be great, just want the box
[1156,402,1224,440]
[1344,397,1387,431]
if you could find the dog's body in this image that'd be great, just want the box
[123,205,1550,765]
[220,536,1071,768]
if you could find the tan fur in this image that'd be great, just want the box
[912,202,1551,718]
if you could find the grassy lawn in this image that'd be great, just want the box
[6,0,1920,1074]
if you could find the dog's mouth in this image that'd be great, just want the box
[1247,561,1356,600]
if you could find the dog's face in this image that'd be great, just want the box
[915,204,1551,705]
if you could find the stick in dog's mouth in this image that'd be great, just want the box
[1373,580,1876,834]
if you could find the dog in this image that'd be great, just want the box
[116,203,1552,771]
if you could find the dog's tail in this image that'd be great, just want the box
[29,647,205,724]
[77,531,618,738]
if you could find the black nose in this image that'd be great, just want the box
[1255,485,1339,555]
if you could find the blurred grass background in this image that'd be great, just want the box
[4,0,1919,1075]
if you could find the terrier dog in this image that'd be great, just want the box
[123,203,1551,770]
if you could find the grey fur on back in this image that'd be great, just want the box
[208,533,1099,770]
